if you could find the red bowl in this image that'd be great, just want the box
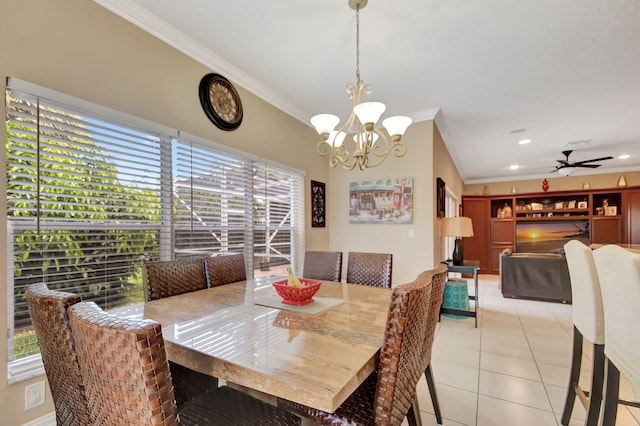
[272,278,322,306]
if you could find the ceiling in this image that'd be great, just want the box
[96,0,640,183]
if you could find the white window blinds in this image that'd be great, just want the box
[5,81,305,373]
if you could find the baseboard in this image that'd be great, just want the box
[23,412,55,426]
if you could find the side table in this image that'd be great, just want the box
[440,261,480,327]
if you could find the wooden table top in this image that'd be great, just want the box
[111,276,392,412]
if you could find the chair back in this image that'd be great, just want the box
[144,258,207,301]
[373,270,433,425]
[346,251,393,288]
[564,240,605,344]
[25,283,92,426]
[205,253,247,287]
[303,251,343,282]
[422,264,448,368]
[68,301,179,425]
[593,244,640,390]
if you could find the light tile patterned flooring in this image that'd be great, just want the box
[407,274,640,426]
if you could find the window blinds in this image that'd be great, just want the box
[5,82,305,367]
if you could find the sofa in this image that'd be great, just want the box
[500,249,572,303]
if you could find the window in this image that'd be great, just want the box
[5,79,304,381]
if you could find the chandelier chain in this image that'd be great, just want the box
[355,4,360,86]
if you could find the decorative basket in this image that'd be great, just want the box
[272,278,322,306]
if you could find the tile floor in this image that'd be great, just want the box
[408,274,640,426]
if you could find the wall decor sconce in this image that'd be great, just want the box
[617,174,627,187]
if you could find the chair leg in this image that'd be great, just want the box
[425,363,443,425]
[408,394,423,426]
[600,359,620,426]
[561,326,583,425]
[584,343,605,426]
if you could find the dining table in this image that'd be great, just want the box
[111,275,392,413]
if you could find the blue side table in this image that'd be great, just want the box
[442,279,470,319]
[439,262,479,327]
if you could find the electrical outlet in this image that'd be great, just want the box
[25,381,45,410]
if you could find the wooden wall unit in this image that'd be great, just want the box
[463,186,640,274]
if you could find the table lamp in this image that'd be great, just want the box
[442,216,474,265]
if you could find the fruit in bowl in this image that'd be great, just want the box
[273,270,322,306]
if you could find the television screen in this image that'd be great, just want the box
[515,221,590,253]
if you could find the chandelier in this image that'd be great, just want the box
[309,0,412,170]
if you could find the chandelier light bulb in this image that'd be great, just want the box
[330,131,347,147]
[382,116,412,137]
[310,114,340,137]
[353,102,386,128]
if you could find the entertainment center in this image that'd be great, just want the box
[462,186,640,274]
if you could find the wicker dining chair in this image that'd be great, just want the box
[25,283,92,426]
[421,263,449,426]
[68,301,301,426]
[346,251,393,288]
[143,257,219,407]
[144,257,208,301]
[303,251,343,282]
[205,253,247,287]
[280,270,433,426]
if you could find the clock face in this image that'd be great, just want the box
[199,73,243,131]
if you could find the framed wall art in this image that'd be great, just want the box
[436,177,446,218]
[311,180,326,227]
[349,177,413,224]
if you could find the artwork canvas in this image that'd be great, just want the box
[349,177,413,224]
[436,177,446,218]
[311,180,326,227]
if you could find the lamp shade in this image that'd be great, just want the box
[441,216,474,238]
[353,101,386,125]
[382,116,412,136]
[310,114,340,135]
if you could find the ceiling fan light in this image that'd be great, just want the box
[310,114,340,136]
[558,168,574,176]
[382,116,412,137]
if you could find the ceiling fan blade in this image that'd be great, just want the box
[573,156,614,165]
[576,164,601,168]
[556,160,569,165]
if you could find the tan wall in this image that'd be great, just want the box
[0,0,329,423]
[433,124,464,264]
[465,171,640,196]
[328,120,440,285]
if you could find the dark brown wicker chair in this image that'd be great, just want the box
[346,251,393,288]
[303,251,343,282]
[144,258,208,301]
[205,253,247,287]
[68,301,301,426]
[25,283,92,426]
[421,264,449,426]
[143,257,219,407]
[280,270,434,426]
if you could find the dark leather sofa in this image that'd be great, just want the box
[500,249,572,303]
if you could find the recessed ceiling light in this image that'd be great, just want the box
[509,165,520,170]
[618,154,630,159]
[566,139,591,146]
[518,139,531,145]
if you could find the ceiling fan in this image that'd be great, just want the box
[551,150,613,174]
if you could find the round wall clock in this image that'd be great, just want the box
[198,73,243,131]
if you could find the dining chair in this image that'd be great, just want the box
[592,244,640,426]
[421,263,448,426]
[303,250,343,282]
[144,257,208,301]
[560,240,605,426]
[280,270,433,426]
[143,257,219,406]
[205,253,247,287]
[25,283,92,426]
[346,251,393,288]
[68,301,301,425]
